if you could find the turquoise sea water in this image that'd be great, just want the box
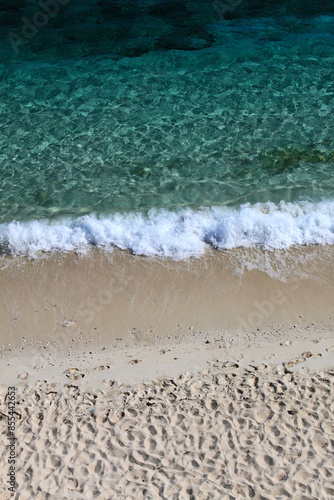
[0,1,334,256]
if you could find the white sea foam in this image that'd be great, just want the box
[0,201,333,258]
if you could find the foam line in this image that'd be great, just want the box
[1,200,333,258]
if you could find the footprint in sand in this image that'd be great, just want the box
[255,407,272,423]
[104,379,114,387]
[65,368,85,380]
[60,320,76,328]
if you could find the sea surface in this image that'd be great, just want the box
[0,0,334,257]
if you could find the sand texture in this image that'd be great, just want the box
[1,347,334,499]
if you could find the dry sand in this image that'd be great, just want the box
[0,246,333,498]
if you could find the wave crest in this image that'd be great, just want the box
[1,201,334,258]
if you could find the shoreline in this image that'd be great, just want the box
[0,245,333,351]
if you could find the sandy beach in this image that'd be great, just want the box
[0,246,333,498]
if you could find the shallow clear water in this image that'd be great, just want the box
[0,1,334,255]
